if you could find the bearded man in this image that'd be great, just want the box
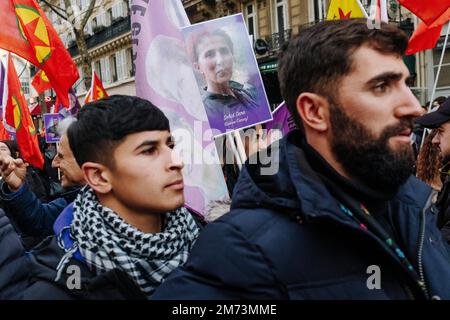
[153,19,450,300]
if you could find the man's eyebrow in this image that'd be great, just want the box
[134,140,158,151]
[366,72,404,86]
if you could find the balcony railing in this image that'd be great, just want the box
[68,16,131,57]
[265,29,292,52]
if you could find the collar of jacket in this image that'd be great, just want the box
[287,130,432,220]
[232,130,432,223]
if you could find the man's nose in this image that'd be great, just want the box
[432,133,440,145]
[395,86,422,118]
[51,157,59,168]
[168,148,184,171]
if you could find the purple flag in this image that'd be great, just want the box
[132,0,229,218]
[265,102,297,141]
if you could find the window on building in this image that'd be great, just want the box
[110,54,118,82]
[123,0,129,16]
[310,0,326,22]
[112,2,125,20]
[94,60,102,80]
[126,47,135,77]
[106,8,113,26]
[274,0,288,33]
[92,16,98,29]
[433,48,450,90]
[245,3,257,38]
[21,81,29,95]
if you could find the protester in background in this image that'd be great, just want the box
[416,129,442,194]
[0,118,84,247]
[0,95,199,299]
[416,97,450,246]
[0,140,49,201]
[153,19,450,300]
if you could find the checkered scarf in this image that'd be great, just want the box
[56,186,199,298]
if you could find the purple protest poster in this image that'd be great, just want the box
[132,0,229,219]
[265,102,297,142]
[43,113,63,143]
[181,14,273,136]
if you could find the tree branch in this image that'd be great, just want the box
[39,0,68,20]
[80,0,97,29]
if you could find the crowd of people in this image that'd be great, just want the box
[0,18,450,300]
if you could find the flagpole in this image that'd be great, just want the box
[233,130,247,165]
[420,22,450,148]
[226,132,243,170]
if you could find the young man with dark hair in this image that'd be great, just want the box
[153,19,450,299]
[0,95,199,299]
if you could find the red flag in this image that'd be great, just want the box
[0,0,79,107]
[406,22,444,55]
[0,121,11,140]
[4,54,44,169]
[83,88,92,105]
[398,0,450,26]
[31,69,52,94]
[84,70,108,104]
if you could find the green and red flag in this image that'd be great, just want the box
[0,0,79,107]
[4,54,44,169]
[0,121,11,141]
[84,70,108,105]
[31,69,52,94]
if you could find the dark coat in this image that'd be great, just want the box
[436,173,450,243]
[0,181,79,248]
[0,206,145,300]
[153,130,450,300]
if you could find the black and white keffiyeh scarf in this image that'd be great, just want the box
[55,186,199,298]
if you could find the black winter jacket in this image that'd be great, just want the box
[153,130,450,300]
[0,209,145,299]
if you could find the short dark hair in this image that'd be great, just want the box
[278,19,409,130]
[67,95,170,167]
[186,28,234,63]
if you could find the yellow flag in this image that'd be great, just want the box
[327,0,368,20]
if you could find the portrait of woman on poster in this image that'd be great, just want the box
[186,28,259,133]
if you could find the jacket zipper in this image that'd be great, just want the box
[416,193,433,299]
[309,209,428,299]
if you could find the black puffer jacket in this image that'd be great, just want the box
[153,130,450,300]
[0,209,145,300]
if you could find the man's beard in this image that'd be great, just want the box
[329,103,415,196]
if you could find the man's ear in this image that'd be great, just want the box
[296,93,330,133]
[81,162,112,195]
